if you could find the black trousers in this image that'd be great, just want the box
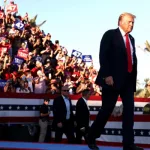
[76,126,89,144]
[54,119,75,143]
[88,74,134,146]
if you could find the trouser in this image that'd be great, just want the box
[76,126,89,144]
[38,119,48,142]
[54,119,75,143]
[88,74,134,146]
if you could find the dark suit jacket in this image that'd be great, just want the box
[95,28,137,91]
[76,97,90,129]
[52,95,75,129]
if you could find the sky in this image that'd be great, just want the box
[1,0,150,86]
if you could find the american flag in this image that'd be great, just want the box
[0,93,149,147]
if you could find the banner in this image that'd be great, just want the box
[12,56,24,65]
[0,94,149,146]
[71,49,82,58]
[17,48,28,60]
[6,3,18,14]
[14,21,24,31]
[82,55,92,62]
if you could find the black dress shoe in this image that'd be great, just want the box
[85,134,99,150]
[123,144,144,150]
[88,144,99,150]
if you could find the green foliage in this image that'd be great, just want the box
[37,20,46,27]
[29,14,46,27]
[134,89,143,96]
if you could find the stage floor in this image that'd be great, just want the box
[0,142,150,150]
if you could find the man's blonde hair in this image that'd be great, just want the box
[118,12,136,25]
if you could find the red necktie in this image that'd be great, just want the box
[125,34,132,73]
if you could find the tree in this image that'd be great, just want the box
[29,14,46,27]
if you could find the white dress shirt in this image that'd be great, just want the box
[119,26,133,64]
[62,95,71,120]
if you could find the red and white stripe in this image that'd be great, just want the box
[0,93,150,147]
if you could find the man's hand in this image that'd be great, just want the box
[57,122,63,128]
[80,127,85,132]
[105,76,114,86]
[74,121,77,127]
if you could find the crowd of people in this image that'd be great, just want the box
[0,1,101,95]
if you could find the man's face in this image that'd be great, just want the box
[120,15,134,33]
[61,86,69,97]
[44,100,49,105]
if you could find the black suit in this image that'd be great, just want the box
[52,95,75,143]
[76,97,90,143]
[88,28,137,147]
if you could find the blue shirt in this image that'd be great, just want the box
[62,95,71,120]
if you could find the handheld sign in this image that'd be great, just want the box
[71,49,82,58]
[82,55,92,62]
[14,21,24,30]
[12,56,24,65]
[6,3,18,14]
[17,48,28,60]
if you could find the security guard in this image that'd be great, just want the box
[38,98,50,142]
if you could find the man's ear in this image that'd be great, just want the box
[120,20,124,25]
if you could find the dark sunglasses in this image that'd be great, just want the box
[62,90,69,92]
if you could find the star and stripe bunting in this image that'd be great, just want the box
[0,104,144,112]
[0,93,150,147]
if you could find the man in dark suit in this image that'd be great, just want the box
[75,89,91,144]
[52,85,76,143]
[87,13,143,150]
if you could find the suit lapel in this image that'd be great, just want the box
[115,28,126,52]
[129,34,135,50]
[81,98,89,111]
[61,95,67,110]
